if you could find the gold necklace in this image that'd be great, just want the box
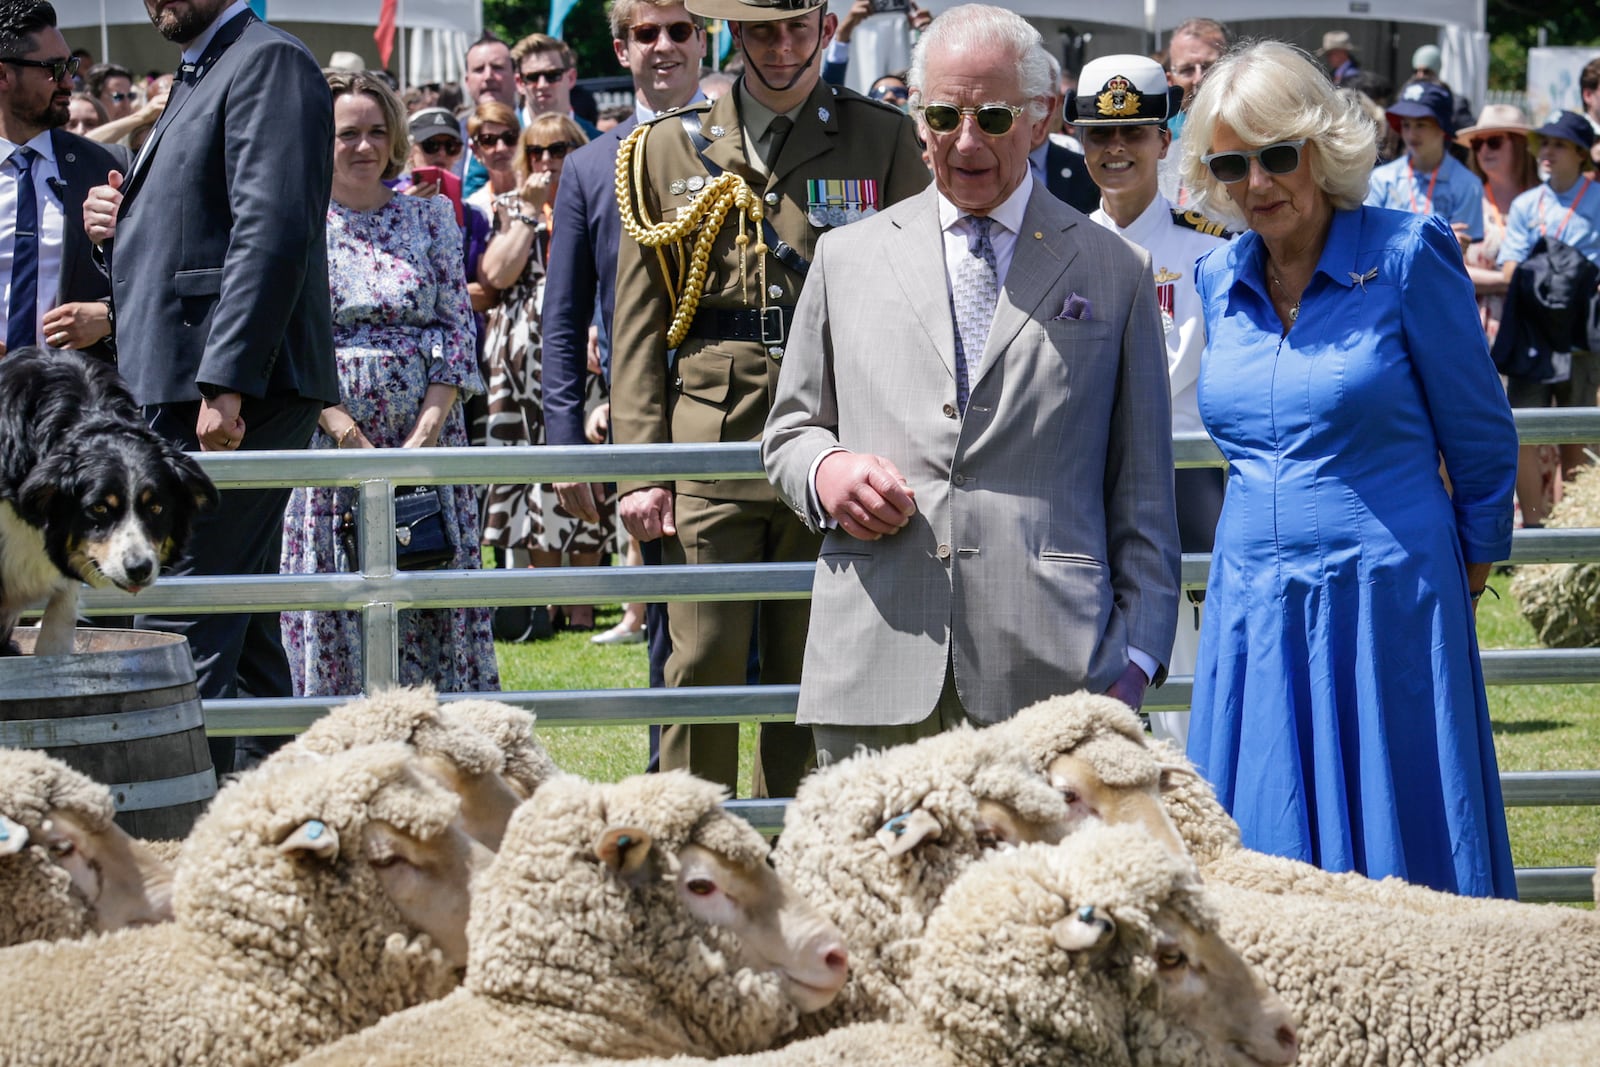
[1270,272,1301,323]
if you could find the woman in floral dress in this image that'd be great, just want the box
[281,71,499,695]
[478,111,613,631]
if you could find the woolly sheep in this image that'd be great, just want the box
[0,747,171,946]
[1467,1016,1600,1066]
[1512,461,1600,647]
[1207,880,1600,1065]
[551,826,1298,1067]
[0,743,492,1066]
[292,771,850,1066]
[443,694,561,796]
[771,723,1073,1033]
[269,684,550,849]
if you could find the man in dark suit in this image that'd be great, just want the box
[0,1,126,364]
[545,0,707,689]
[82,0,337,773]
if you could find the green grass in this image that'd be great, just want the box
[499,577,1600,874]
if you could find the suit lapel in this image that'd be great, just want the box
[977,183,1079,379]
[884,188,958,384]
[50,130,88,301]
[768,81,836,187]
[696,92,753,181]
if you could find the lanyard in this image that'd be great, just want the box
[1537,175,1592,241]
[1406,157,1441,216]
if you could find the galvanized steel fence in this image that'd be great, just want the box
[73,408,1600,902]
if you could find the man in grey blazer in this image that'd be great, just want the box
[763,3,1180,762]
[82,0,337,772]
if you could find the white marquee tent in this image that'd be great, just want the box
[52,0,483,87]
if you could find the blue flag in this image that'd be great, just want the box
[248,0,266,16]
[550,0,580,38]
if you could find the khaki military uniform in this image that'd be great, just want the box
[611,78,928,796]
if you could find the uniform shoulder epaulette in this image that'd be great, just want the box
[829,83,906,117]
[1172,208,1235,239]
[641,100,713,126]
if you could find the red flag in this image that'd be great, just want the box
[374,0,397,68]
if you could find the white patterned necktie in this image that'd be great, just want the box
[951,215,997,413]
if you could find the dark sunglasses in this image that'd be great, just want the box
[107,91,134,103]
[1473,134,1508,152]
[474,130,519,148]
[1201,139,1306,184]
[526,141,574,160]
[520,67,569,85]
[2,54,79,82]
[630,21,698,45]
[917,102,1025,137]
[418,136,462,155]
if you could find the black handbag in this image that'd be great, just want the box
[392,487,455,570]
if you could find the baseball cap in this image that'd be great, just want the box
[408,107,462,145]
[1531,110,1597,153]
[1386,81,1456,137]
[1069,55,1170,127]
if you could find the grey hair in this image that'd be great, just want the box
[1180,39,1378,228]
[908,4,1053,121]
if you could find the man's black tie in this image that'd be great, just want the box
[7,146,38,352]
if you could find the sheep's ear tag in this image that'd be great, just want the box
[0,814,28,855]
[875,809,942,857]
[1052,904,1116,952]
[596,827,655,883]
[279,819,340,860]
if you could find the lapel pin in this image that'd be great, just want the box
[818,106,830,122]
[709,124,725,138]
[1348,266,1378,291]
[64,153,75,163]
[1034,231,1043,239]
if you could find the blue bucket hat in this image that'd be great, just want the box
[1531,110,1596,153]
[1386,81,1456,137]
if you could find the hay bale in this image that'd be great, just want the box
[1513,464,1600,648]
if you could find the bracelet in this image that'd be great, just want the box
[337,423,361,448]
[507,205,540,228]
[1469,586,1499,603]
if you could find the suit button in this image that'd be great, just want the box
[953,474,966,486]
[936,543,951,559]
[942,403,957,419]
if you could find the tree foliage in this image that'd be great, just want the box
[482,0,619,80]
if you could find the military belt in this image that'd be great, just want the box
[684,306,795,346]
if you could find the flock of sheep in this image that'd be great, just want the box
[2,686,1598,1066]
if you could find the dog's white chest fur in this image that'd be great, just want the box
[0,501,74,610]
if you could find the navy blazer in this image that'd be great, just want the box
[1044,140,1100,216]
[541,115,636,447]
[49,129,127,363]
[108,11,337,407]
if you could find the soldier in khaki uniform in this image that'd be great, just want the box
[611,0,928,796]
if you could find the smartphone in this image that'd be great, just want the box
[410,165,464,226]
[869,0,909,12]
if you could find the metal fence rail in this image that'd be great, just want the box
[63,408,1600,902]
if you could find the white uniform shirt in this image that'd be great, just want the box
[1091,193,1230,434]
[0,132,65,344]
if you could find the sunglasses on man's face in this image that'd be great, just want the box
[418,137,462,155]
[2,54,79,83]
[473,130,518,149]
[107,91,134,103]
[526,141,574,161]
[1201,139,1306,184]
[521,67,569,86]
[630,21,698,45]
[917,102,1025,137]
[1473,134,1508,152]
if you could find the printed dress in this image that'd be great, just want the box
[477,192,615,555]
[281,194,500,695]
[1187,207,1518,898]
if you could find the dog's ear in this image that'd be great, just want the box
[16,449,70,525]
[159,439,219,512]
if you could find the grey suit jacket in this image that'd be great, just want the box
[49,129,127,363]
[763,182,1181,726]
[107,11,337,408]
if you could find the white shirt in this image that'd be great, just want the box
[936,173,1032,296]
[633,89,709,127]
[180,0,250,65]
[0,132,65,343]
[1090,193,1230,434]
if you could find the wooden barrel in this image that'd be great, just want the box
[2,627,216,840]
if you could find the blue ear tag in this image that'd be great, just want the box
[0,824,9,842]
[306,820,326,841]
[882,813,913,838]
[1077,905,1097,923]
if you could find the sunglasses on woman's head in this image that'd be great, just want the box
[1201,139,1306,184]
[629,21,697,45]
[917,102,1025,137]
[526,141,574,160]
[1473,134,1507,152]
[473,130,518,148]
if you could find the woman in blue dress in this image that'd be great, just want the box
[1178,41,1519,897]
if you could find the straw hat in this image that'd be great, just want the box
[1454,103,1531,147]
[1317,30,1357,56]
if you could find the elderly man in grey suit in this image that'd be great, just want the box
[763,3,1180,763]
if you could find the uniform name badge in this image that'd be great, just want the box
[805,179,880,229]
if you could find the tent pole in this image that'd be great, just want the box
[398,0,407,89]
[99,0,108,66]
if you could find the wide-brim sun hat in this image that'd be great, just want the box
[1454,103,1531,147]
[685,0,826,22]
[1317,30,1357,56]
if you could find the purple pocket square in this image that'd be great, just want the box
[1052,293,1092,321]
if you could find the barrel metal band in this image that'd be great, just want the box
[109,770,217,812]
[0,698,205,748]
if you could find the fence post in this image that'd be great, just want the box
[358,478,400,691]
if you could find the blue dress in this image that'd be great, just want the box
[1188,206,1519,898]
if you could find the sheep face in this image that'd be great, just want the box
[362,817,493,968]
[1048,747,1190,862]
[32,809,172,932]
[414,753,524,851]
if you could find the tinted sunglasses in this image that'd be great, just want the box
[1473,134,1508,152]
[526,141,574,160]
[1201,139,1306,184]
[418,136,462,155]
[520,67,569,85]
[2,54,79,82]
[630,22,697,45]
[917,102,1025,137]
[473,130,519,148]
[108,91,134,103]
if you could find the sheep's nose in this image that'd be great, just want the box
[823,946,849,979]
[124,557,155,585]
[1277,1023,1299,1058]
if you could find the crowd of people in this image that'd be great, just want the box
[4,0,1600,898]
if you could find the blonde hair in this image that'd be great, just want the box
[607,0,705,42]
[1180,40,1377,229]
[326,70,410,181]
[466,100,518,140]
[514,112,589,181]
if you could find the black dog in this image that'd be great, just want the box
[0,348,218,656]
